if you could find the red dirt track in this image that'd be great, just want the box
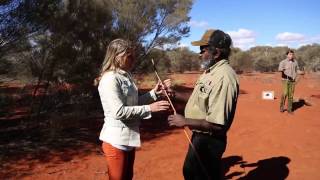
[1,72,320,180]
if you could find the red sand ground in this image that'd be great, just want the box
[1,72,320,180]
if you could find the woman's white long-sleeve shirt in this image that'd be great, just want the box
[98,69,157,147]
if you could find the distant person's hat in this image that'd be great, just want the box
[191,29,215,46]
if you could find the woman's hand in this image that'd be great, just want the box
[149,100,170,112]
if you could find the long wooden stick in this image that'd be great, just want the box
[151,59,177,114]
[151,59,210,179]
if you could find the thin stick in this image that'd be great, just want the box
[151,58,210,180]
[151,59,176,114]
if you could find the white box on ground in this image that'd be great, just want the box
[262,91,274,100]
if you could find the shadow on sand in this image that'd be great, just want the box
[238,156,290,180]
[293,98,312,112]
[222,156,246,179]
[0,114,105,179]
[222,156,290,180]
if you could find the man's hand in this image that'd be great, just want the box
[168,114,187,127]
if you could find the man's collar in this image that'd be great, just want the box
[205,59,228,73]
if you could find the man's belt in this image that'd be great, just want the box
[193,131,226,140]
[282,73,294,81]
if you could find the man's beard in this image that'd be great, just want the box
[200,59,215,70]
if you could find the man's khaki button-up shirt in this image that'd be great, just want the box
[185,60,239,130]
[278,59,300,80]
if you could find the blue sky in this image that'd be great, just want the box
[180,0,320,52]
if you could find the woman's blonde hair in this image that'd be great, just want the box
[94,39,132,86]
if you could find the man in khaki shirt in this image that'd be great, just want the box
[168,29,239,180]
[278,49,304,113]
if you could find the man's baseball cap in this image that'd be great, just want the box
[191,29,215,46]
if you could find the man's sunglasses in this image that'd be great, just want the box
[200,45,209,54]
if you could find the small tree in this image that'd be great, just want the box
[230,49,253,73]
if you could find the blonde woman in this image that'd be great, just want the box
[96,39,170,180]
